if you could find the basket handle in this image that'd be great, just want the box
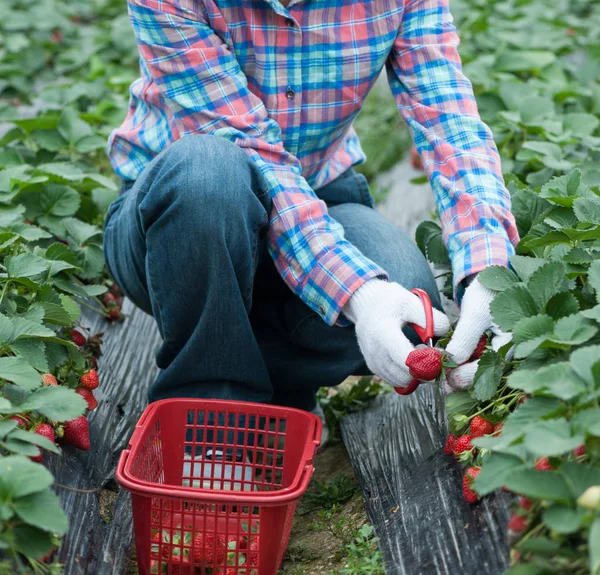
[298,464,315,493]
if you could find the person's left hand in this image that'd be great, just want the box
[444,276,512,393]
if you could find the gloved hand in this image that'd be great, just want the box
[444,276,512,393]
[344,279,450,389]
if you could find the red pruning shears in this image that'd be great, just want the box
[394,288,435,396]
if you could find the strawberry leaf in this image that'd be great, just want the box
[490,286,539,331]
[471,350,504,401]
[477,265,519,292]
[503,469,572,504]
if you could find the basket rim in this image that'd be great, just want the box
[116,398,321,503]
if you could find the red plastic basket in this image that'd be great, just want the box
[116,399,321,575]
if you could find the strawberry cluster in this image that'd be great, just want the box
[103,282,125,323]
[150,526,260,575]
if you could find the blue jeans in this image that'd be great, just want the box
[103,135,441,410]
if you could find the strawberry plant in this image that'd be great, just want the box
[0,0,136,571]
[414,1,600,572]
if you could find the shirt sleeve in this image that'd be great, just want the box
[387,0,520,296]
[126,0,387,325]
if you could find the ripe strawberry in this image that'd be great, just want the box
[463,467,481,504]
[248,535,259,566]
[107,307,122,321]
[62,416,90,451]
[443,434,457,455]
[534,457,553,471]
[470,416,494,438]
[102,293,117,306]
[507,514,528,533]
[41,373,58,386]
[410,147,423,171]
[9,415,28,428]
[405,348,442,381]
[453,435,473,455]
[80,369,99,390]
[70,329,86,347]
[30,424,56,463]
[469,335,487,361]
[573,445,585,458]
[518,496,532,511]
[76,387,98,411]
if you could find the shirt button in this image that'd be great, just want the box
[319,306,325,316]
[286,87,295,100]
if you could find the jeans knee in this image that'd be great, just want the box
[139,135,269,240]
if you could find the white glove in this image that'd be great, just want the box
[444,276,512,393]
[344,279,450,389]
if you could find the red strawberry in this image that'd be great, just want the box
[76,387,98,411]
[410,147,423,171]
[443,434,457,455]
[573,445,585,458]
[534,457,553,471]
[9,415,28,428]
[248,535,259,566]
[453,435,473,455]
[41,373,58,386]
[30,424,56,462]
[507,514,528,533]
[463,467,481,504]
[63,416,90,451]
[469,335,487,361]
[70,329,86,347]
[102,293,117,306]
[80,369,99,390]
[470,416,494,438]
[107,307,122,321]
[518,496,532,510]
[405,348,443,381]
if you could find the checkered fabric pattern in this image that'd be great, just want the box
[108,0,519,325]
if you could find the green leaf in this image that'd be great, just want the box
[0,357,40,390]
[31,129,67,152]
[560,462,600,500]
[13,525,54,560]
[519,96,554,126]
[546,292,579,320]
[39,302,75,326]
[0,456,53,499]
[570,345,600,385]
[539,170,585,207]
[13,489,68,534]
[40,183,81,217]
[18,386,86,421]
[472,350,504,401]
[59,294,80,322]
[564,113,600,137]
[574,196,600,224]
[2,438,42,457]
[57,108,93,145]
[76,244,105,279]
[518,537,561,555]
[589,260,600,303]
[549,314,598,345]
[477,265,519,292]
[10,340,49,373]
[590,517,600,575]
[542,505,583,534]
[495,50,556,72]
[510,255,547,282]
[415,221,449,265]
[527,261,568,308]
[63,217,102,246]
[8,428,59,454]
[510,186,549,238]
[5,252,50,279]
[472,453,524,496]
[45,242,79,266]
[503,566,546,575]
[582,305,600,323]
[490,286,538,331]
[523,419,584,457]
[508,362,587,400]
[503,469,572,503]
[512,314,554,358]
[445,391,478,435]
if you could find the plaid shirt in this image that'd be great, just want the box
[109,0,519,326]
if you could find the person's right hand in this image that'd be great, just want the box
[344,279,450,389]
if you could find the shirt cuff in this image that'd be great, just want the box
[451,234,515,301]
[303,243,388,327]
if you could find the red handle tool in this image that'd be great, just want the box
[394,288,435,396]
